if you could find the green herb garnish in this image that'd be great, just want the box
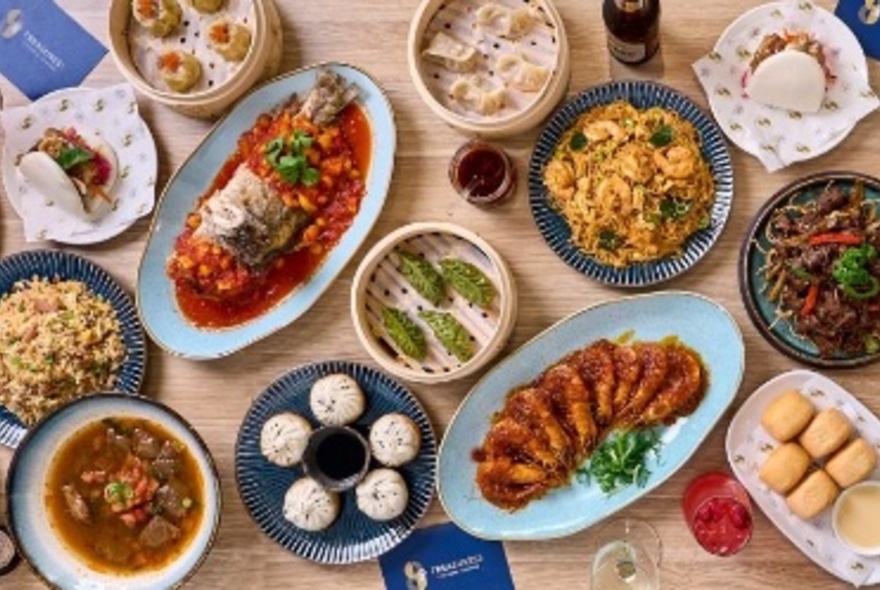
[658,196,692,221]
[865,336,880,355]
[398,251,446,306]
[264,131,320,187]
[104,481,134,503]
[54,145,93,171]
[598,228,623,251]
[569,131,588,151]
[439,258,496,308]
[832,244,879,300]
[790,266,816,282]
[586,430,662,494]
[382,307,427,360]
[418,310,474,363]
[649,125,674,147]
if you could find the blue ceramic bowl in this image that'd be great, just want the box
[235,360,436,564]
[438,291,745,540]
[0,250,146,449]
[739,171,880,368]
[137,62,396,359]
[528,80,734,287]
[6,393,221,589]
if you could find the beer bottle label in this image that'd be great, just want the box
[607,31,647,63]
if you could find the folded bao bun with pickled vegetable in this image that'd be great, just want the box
[745,31,830,113]
[15,127,118,221]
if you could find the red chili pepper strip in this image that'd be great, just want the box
[801,283,820,317]
[808,232,863,246]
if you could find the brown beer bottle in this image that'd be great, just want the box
[603,0,661,65]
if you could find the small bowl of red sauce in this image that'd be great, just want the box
[448,140,516,208]
[682,472,753,557]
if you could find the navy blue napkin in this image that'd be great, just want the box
[379,522,515,590]
[0,0,106,100]
[835,0,880,61]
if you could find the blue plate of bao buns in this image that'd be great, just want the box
[235,360,437,564]
[726,369,880,586]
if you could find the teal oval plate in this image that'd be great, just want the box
[739,171,880,368]
[137,63,396,359]
[437,291,744,540]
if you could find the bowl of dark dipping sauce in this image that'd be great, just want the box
[303,426,371,491]
[449,140,516,207]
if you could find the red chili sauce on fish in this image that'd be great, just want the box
[169,104,371,329]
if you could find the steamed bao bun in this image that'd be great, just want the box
[356,468,409,521]
[260,412,312,467]
[369,413,421,467]
[283,477,340,532]
[309,373,365,426]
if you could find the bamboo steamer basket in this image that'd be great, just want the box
[108,0,283,119]
[407,0,570,138]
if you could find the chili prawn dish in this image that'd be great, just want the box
[741,172,880,367]
[138,64,396,358]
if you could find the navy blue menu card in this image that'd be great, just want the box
[379,522,515,590]
[835,0,880,61]
[0,0,106,100]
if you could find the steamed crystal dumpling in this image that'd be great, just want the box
[157,49,202,93]
[475,3,538,40]
[309,373,365,426]
[132,0,182,37]
[422,31,478,73]
[496,54,550,93]
[450,75,505,116]
[207,18,252,62]
[260,412,312,467]
[283,477,340,531]
[369,413,421,467]
[188,0,224,13]
[356,469,409,521]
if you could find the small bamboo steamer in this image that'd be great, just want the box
[407,0,570,138]
[351,222,518,384]
[108,0,283,119]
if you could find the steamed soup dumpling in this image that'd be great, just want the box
[369,413,421,467]
[356,468,409,521]
[450,75,506,116]
[189,0,224,13]
[309,373,366,426]
[132,0,182,37]
[283,477,340,531]
[207,18,252,62]
[260,412,312,467]
[157,50,202,93]
[496,54,550,93]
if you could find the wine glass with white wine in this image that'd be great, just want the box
[590,518,661,590]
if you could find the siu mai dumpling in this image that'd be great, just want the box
[189,0,223,13]
[208,18,252,62]
[158,50,202,93]
[132,0,182,37]
[496,53,550,93]
[450,75,506,116]
[475,3,538,40]
[422,31,478,73]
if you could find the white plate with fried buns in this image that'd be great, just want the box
[727,370,880,586]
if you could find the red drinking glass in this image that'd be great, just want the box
[682,472,753,557]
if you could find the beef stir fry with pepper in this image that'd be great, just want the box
[45,418,203,573]
[763,181,880,357]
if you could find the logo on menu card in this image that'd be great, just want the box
[404,561,429,590]
[861,0,880,24]
[2,9,23,39]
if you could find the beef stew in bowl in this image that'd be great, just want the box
[6,393,220,589]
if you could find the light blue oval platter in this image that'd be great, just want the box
[438,291,745,541]
[137,63,396,359]
[0,250,146,449]
[528,80,734,287]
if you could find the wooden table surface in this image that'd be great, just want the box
[1,0,878,588]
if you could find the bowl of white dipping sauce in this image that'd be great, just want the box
[832,481,880,556]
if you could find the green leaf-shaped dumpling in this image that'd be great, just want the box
[418,310,474,363]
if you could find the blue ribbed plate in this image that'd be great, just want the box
[235,361,437,564]
[439,291,745,540]
[739,171,880,368]
[528,80,734,287]
[0,250,146,449]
